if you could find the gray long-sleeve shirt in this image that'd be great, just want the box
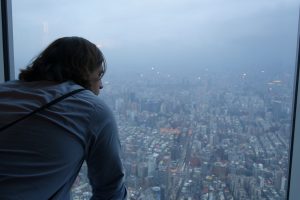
[0,80,127,200]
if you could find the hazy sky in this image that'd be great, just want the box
[12,0,299,78]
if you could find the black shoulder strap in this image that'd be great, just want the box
[0,88,86,132]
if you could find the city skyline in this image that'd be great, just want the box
[72,69,292,200]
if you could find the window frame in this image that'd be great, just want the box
[0,0,14,82]
[287,11,300,200]
[1,1,300,199]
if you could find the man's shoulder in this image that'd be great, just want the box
[76,91,114,122]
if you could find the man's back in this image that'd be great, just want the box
[0,80,126,199]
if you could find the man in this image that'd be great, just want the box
[0,36,127,199]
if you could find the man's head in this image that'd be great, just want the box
[19,36,106,95]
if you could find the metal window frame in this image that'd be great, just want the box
[0,0,14,82]
[0,1,5,82]
[288,10,300,200]
[1,1,300,199]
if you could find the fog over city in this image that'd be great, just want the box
[13,0,298,78]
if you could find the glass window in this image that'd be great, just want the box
[12,1,299,199]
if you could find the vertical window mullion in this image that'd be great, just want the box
[288,11,300,200]
[1,0,14,81]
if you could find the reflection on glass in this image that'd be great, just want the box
[12,0,298,199]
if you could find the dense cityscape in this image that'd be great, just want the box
[71,69,293,200]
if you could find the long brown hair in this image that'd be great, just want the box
[19,36,106,89]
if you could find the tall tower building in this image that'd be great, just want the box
[152,186,161,200]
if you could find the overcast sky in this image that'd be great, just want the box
[12,0,299,78]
